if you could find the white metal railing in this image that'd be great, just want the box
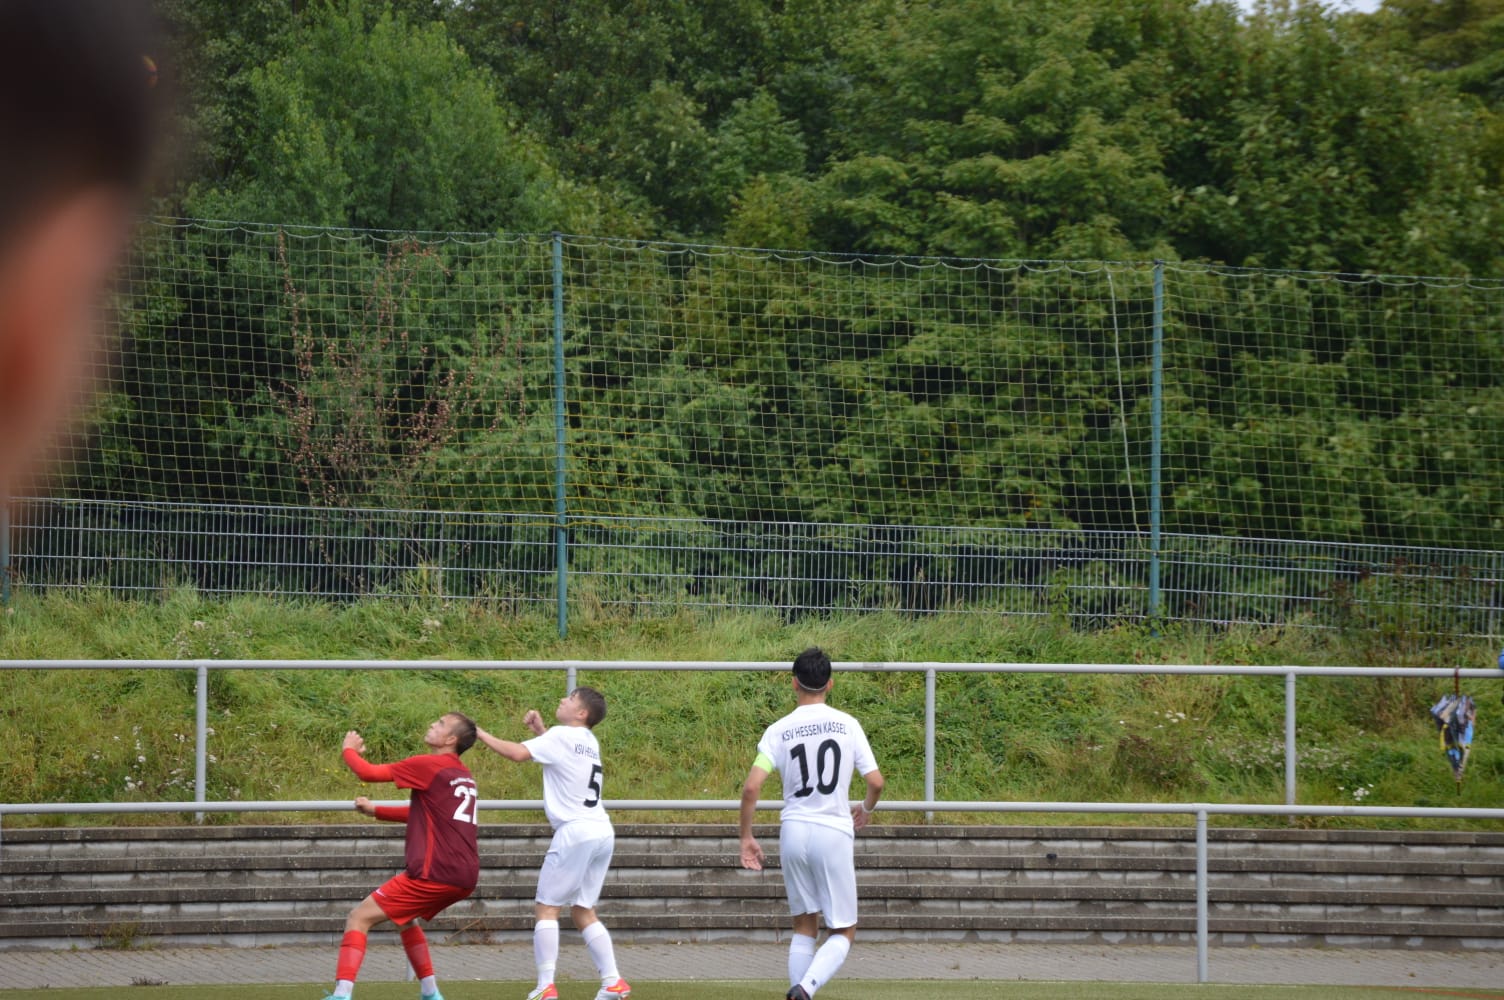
[5,659,1502,982]
[2,795,1501,984]
[2,658,1498,819]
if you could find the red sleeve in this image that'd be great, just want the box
[343,747,397,783]
[373,805,410,823]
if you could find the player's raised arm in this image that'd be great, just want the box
[474,724,534,762]
[340,729,397,782]
[739,761,770,871]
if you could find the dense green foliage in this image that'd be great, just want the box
[68,226,1504,563]
[2,593,1498,828]
[88,2,1503,543]
[25,0,1501,619]
[152,0,1504,274]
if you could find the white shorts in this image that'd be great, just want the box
[779,820,858,929]
[535,823,615,909]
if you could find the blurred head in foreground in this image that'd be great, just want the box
[0,0,162,499]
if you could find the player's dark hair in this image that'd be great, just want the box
[445,711,478,755]
[573,687,607,728]
[793,647,832,691]
[0,0,163,245]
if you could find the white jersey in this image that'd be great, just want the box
[755,702,877,836]
[525,724,611,832]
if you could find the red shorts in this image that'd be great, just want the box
[372,872,472,924]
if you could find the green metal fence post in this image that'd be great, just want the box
[1149,261,1164,624]
[1,501,10,606]
[552,233,568,639]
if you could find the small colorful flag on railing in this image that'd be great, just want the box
[1429,692,1476,786]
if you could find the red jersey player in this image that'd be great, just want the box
[324,713,481,1000]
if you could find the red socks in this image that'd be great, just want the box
[335,925,431,987]
[336,929,368,983]
[400,925,435,980]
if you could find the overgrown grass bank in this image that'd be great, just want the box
[1,591,1498,829]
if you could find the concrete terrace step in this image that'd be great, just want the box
[8,878,1499,908]
[10,907,1499,947]
[5,912,1501,947]
[7,821,1504,859]
[3,823,1501,949]
[14,884,1504,920]
[8,823,1504,868]
[10,851,1504,883]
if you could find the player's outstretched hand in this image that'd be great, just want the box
[851,803,873,831]
[523,709,546,735]
[740,835,765,871]
[342,730,365,754]
[354,795,376,817]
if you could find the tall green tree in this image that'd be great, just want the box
[810,0,1504,272]
[811,0,1191,259]
[1170,0,1503,274]
[443,0,853,236]
[188,0,582,233]
[157,0,453,199]
[1362,0,1504,236]
[1369,0,1504,105]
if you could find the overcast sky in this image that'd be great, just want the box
[1237,0,1383,12]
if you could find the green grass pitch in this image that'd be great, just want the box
[5,982,1502,1000]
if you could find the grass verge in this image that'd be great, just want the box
[2,590,1499,828]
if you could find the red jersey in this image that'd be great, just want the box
[344,749,480,890]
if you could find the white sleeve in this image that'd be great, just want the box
[852,723,879,776]
[524,726,562,765]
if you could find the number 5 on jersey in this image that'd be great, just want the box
[584,764,603,807]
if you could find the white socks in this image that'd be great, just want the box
[581,919,620,983]
[788,933,817,987]
[533,916,625,990]
[533,919,560,989]
[799,934,852,996]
